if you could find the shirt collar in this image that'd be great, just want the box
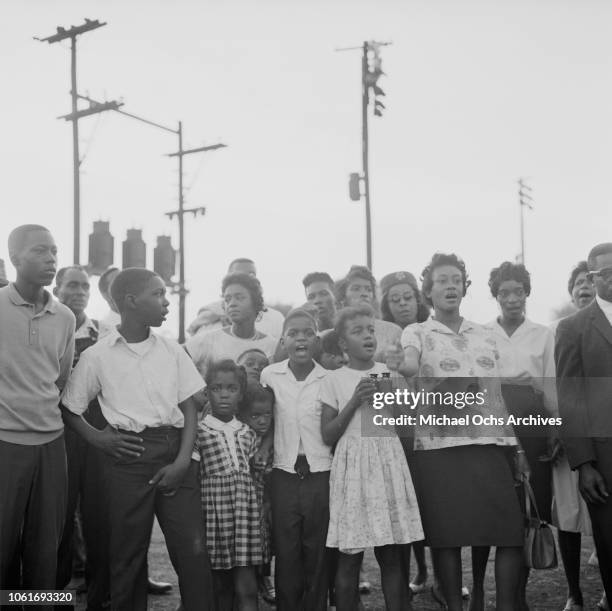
[426,317,477,335]
[269,358,327,380]
[7,282,57,313]
[108,326,157,346]
[77,315,97,333]
[204,414,242,431]
[596,294,612,315]
[487,317,536,337]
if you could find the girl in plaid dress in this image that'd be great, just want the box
[197,360,264,611]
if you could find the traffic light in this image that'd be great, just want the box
[365,41,386,117]
[122,229,146,269]
[349,173,362,201]
[88,220,114,275]
[154,235,176,286]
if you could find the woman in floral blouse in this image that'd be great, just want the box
[400,252,528,611]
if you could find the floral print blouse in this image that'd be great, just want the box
[401,318,517,451]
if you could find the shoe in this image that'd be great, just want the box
[462,586,470,600]
[589,550,599,567]
[562,597,583,611]
[409,580,428,595]
[147,578,173,595]
[358,581,371,594]
[598,594,609,611]
[259,575,276,605]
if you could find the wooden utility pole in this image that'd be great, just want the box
[36,19,120,264]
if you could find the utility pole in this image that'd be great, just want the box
[36,19,120,264]
[339,40,390,270]
[167,128,227,343]
[517,178,534,265]
[78,93,227,343]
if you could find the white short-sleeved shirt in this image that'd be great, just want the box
[260,359,332,473]
[318,362,398,440]
[62,328,204,432]
[401,318,516,451]
[185,327,277,379]
[484,317,557,415]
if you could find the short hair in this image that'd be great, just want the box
[205,359,247,396]
[567,261,589,295]
[110,268,158,312]
[334,304,375,339]
[55,265,88,289]
[587,243,612,270]
[320,329,343,356]
[302,271,334,289]
[488,261,531,298]
[8,224,50,257]
[282,307,318,334]
[228,257,255,272]
[221,273,265,316]
[380,283,429,324]
[236,348,269,364]
[98,267,119,295]
[336,265,377,307]
[421,253,470,307]
[239,382,275,421]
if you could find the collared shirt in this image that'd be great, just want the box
[98,309,120,338]
[0,283,75,445]
[401,318,516,451]
[61,327,204,432]
[202,414,243,469]
[485,317,557,415]
[260,359,332,473]
[596,295,612,326]
[75,316,98,340]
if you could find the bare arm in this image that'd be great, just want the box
[320,377,377,446]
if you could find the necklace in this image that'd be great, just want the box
[229,325,258,341]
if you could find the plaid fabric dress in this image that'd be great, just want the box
[197,417,264,569]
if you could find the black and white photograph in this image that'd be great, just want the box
[1,1,612,609]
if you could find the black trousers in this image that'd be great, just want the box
[0,435,67,609]
[105,427,213,611]
[270,468,330,611]
[588,439,612,601]
[56,425,110,610]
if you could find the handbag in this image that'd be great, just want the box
[523,478,558,569]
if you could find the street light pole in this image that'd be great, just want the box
[362,42,372,270]
[517,178,534,265]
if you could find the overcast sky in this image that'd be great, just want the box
[2,0,611,335]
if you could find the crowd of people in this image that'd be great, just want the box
[1,223,611,611]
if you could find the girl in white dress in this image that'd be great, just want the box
[320,305,423,611]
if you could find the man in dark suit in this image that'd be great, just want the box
[556,242,612,603]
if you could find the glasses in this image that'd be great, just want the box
[588,268,612,281]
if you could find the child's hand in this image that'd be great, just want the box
[149,462,189,495]
[384,345,404,372]
[252,446,269,470]
[94,425,144,459]
[352,377,378,406]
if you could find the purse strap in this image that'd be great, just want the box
[524,478,542,522]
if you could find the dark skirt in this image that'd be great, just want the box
[413,444,524,548]
[501,383,552,523]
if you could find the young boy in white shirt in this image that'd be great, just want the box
[260,308,332,611]
[61,268,212,611]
